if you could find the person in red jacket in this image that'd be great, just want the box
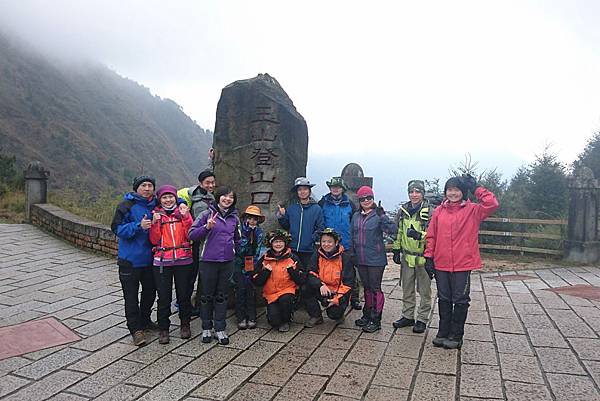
[149,185,194,344]
[424,174,499,349]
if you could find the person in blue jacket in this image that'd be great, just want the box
[110,175,158,347]
[277,177,324,269]
[318,177,362,310]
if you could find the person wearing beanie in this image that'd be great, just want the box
[391,180,433,334]
[234,205,266,330]
[189,186,241,345]
[177,168,216,317]
[110,175,158,346]
[149,185,194,344]
[318,177,362,311]
[251,230,304,332]
[425,174,499,349]
[277,177,324,269]
[350,186,397,333]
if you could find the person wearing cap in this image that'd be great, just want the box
[277,177,324,269]
[177,169,216,316]
[425,174,499,349]
[110,175,158,346]
[252,229,304,332]
[189,186,241,345]
[149,185,194,344]
[304,228,355,326]
[350,186,397,333]
[234,205,266,330]
[318,177,362,311]
[391,180,433,334]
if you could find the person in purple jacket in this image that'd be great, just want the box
[189,186,241,345]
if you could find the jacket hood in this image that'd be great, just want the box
[209,202,238,218]
[264,247,293,261]
[440,198,469,209]
[297,197,319,207]
[322,193,350,205]
[124,192,156,205]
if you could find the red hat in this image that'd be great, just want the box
[356,186,374,198]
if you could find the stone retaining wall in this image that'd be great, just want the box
[30,204,118,257]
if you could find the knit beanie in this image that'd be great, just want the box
[407,180,425,193]
[132,175,156,191]
[444,177,468,200]
[156,184,177,200]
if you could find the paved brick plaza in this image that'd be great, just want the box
[1,224,600,400]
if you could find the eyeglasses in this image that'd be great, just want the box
[359,196,374,202]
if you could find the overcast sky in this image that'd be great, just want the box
[2,0,600,205]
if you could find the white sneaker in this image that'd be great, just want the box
[201,329,212,343]
[215,331,229,345]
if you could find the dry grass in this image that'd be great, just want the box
[49,189,122,226]
[0,190,26,223]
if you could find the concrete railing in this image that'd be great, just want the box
[30,203,118,257]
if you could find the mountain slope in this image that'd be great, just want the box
[0,32,212,192]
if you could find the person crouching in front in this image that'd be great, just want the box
[252,230,304,333]
[304,228,355,327]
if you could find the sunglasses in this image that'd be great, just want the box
[359,196,374,202]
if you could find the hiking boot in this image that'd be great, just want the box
[362,320,381,333]
[132,330,146,346]
[432,335,447,348]
[201,329,212,343]
[180,321,191,339]
[237,319,248,330]
[158,329,170,344]
[247,320,257,329]
[351,300,362,310]
[413,321,427,334]
[443,336,463,349]
[305,316,324,328]
[392,317,415,329]
[278,323,290,332]
[215,331,229,345]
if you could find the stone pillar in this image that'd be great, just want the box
[24,161,50,220]
[564,167,600,263]
[340,163,373,205]
[213,73,308,231]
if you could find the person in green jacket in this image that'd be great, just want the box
[391,180,433,334]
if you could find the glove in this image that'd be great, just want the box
[461,174,478,194]
[424,257,435,280]
[376,201,386,217]
[406,224,422,241]
[287,266,302,283]
[392,250,402,264]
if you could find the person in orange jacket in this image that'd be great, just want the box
[252,229,304,332]
[424,174,499,349]
[149,185,194,344]
[304,228,355,326]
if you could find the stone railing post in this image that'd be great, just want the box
[565,166,600,263]
[24,161,50,220]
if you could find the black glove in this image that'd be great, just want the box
[287,266,303,283]
[376,201,385,217]
[461,174,478,194]
[392,250,402,264]
[424,257,435,280]
[406,224,422,241]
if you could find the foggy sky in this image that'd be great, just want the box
[2,0,600,206]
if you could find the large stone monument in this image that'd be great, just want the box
[565,167,600,263]
[213,74,308,230]
[340,163,373,205]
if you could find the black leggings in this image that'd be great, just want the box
[199,261,233,331]
[153,264,193,330]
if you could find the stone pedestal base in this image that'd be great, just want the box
[564,240,600,264]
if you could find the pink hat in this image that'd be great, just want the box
[356,186,374,198]
[156,184,178,199]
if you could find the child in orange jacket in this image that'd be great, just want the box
[252,230,304,332]
[149,184,194,344]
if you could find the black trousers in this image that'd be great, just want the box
[190,242,201,305]
[118,262,156,334]
[199,261,233,331]
[234,271,256,321]
[267,293,295,328]
[153,264,193,330]
[304,285,349,321]
[435,270,471,305]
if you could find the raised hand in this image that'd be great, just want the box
[206,212,218,230]
[151,211,161,224]
[278,204,286,216]
[140,214,152,230]
[179,203,189,216]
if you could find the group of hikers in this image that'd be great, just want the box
[111,165,499,351]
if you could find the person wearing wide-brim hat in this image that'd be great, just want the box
[234,205,266,330]
[277,177,324,269]
[318,177,362,311]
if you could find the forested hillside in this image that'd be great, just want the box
[0,32,212,192]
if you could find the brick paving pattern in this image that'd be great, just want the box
[1,224,600,400]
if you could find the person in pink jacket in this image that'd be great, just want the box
[424,174,499,349]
